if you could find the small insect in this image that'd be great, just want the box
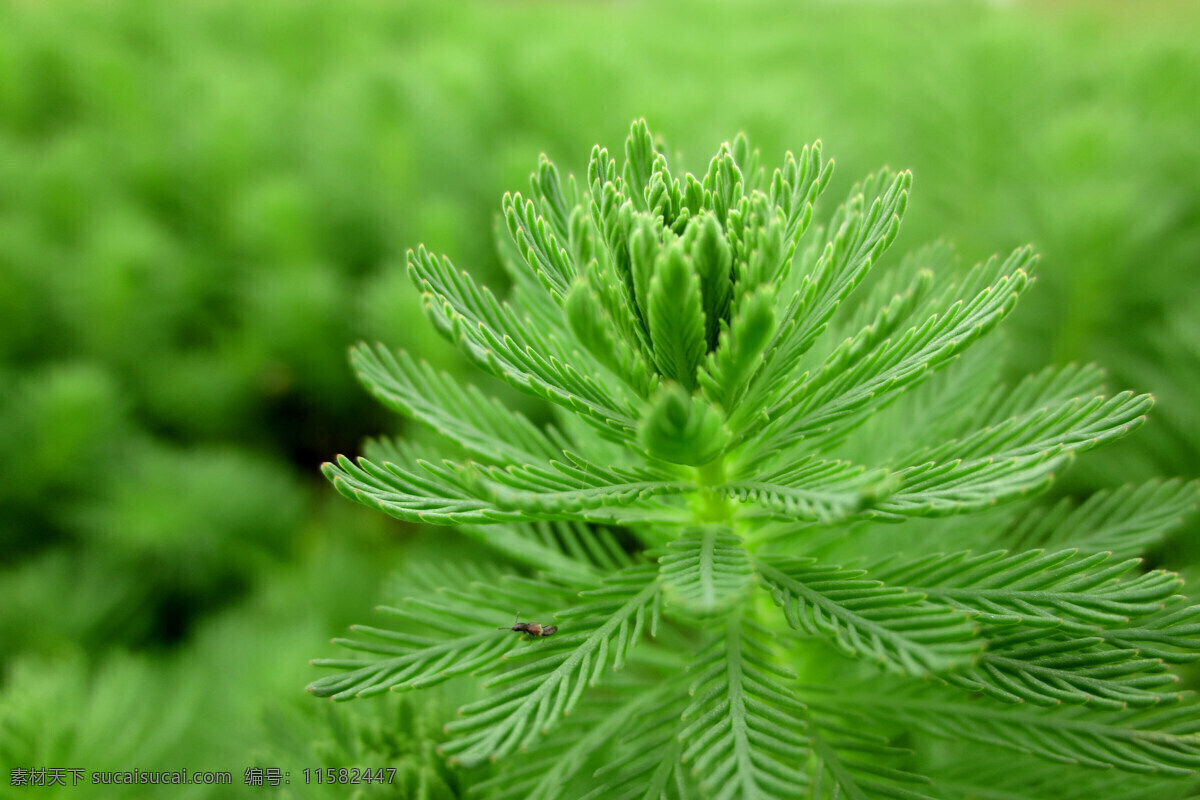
[499,613,558,638]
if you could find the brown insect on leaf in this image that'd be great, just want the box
[499,613,558,638]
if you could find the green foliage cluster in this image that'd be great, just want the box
[0,0,1197,796]
[0,530,417,798]
[317,122,1200,798]
[4,0,1199,649]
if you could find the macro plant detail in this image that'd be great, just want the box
[312,120,1200,798]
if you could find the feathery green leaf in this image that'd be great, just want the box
[827,685,1200,776]
[803,708,937,800]
[758,557,981,676]
[638,384,730,466]
[699,286,777,411]
[441,566,661,766]
[308,571,573,701]
[659,526,753,614]
[739,246,1034,467]
[876,389,1152,518]
[683,212,734,348]
[409,246,640,437]
[730,169,911,441]
[871,548,1183,632]
[647,242,708,390]
[678,613,807,800]
[724,456,892,523]
[564,279,658,399]
[947,630,1183,708]
[323,452,694,526]
[1003,479,1200,558]
[351,344,564,464]
[925,757,1193,800]
[503,190,578,300]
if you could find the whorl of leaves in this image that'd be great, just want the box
[315,121,1197,799]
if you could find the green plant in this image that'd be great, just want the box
[312,120,1200,799]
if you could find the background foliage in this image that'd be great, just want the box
[1,0,1197,796]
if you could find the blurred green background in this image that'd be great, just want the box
[1,0,1197,796]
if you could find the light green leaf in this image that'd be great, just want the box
[804,708,937,800]
[503,190,578,300]
[730,132,763,194]
[585,238,656,359]
[350,344,563,465]
[871,548,1182,632]
[698,286,777,411]
[409,246,640,437]
[738,246,1034,467]
[580,687,697,800]
[844,339,1008,468]
[870,449,1071,519]
[441,566,661,767]
[730,169,910,440]
[564,280,657,399]
[702,144,744,225]
[647,151,684,227]
[947,631,1183,708]
[494,209,569,334]
[768,141,830,251]
[876,390,1153,517]
[927,757,1193,800]
[682,172,708,218]
[453,520,630,585]
[683,212,734,347]
[323,451,693,526]
[531,153,573,242]
[828,242,939,347]
[638,384,730,466]
[474,682,693,800]
[826,685,1200,777]
[324,453,521,525]
[648,242,708,390]
[308,571,573,701]
[479,457,696,523]
[1003,479,1200,558]
[733,199,787,295]
[628,210,664,327]
[1099,599,1200,664]
[623,118,658,211]
[678,613,807,800]
[758,557,980,675]
[977,362,1108,426]
[659,526,753,614]
[724,456,892,523]
[926,391,1153,465]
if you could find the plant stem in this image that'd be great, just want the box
[694,457,735,525]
